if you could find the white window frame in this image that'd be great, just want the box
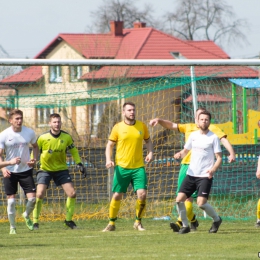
[37,107,54,127]
[70,66,82,82]
[91,103,106,137]
[49,66,62,83]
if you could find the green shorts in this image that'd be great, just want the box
[112,165,147,193]
[176,164,198,199]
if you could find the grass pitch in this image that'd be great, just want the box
[0,218,259,260]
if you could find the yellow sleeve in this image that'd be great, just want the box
[209,124,227,139]
[109,123,118,142]
[143,123,150,140]
[178,124,186,134]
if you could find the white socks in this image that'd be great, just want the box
[7,198,16,228]
[23,197,36,218]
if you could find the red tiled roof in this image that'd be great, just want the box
[81,65,258,79]
[184,94,231,103]
[1,66,43,84]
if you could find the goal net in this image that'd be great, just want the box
[0,59,259,222]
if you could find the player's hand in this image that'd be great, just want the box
[27,159,36,168]
[149,118,159,127]
[77,163,87,178]
[2,167,11,178]
[9,157,21,165]
[256,170,260,179]
[207,169,215,179]
[174,152,182,160]
[227,154,235,163]
[106,161,114,169]
[145,152,153,164]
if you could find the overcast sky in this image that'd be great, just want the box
[0,0,259,59]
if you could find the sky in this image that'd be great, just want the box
[0,0,259,59]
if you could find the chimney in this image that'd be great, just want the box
[133,21,146,28]
[110,21,124,36]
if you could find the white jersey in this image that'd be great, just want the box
[184,130,222,177]
[0,126,37,173]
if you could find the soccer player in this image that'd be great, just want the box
[0,109,39,234]
[172,110,223,234]
[102,102,153,232]
[32,113,85,229]
[255,156,260,227]
[149,107,235,231]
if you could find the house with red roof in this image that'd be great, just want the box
[0,21,258,140]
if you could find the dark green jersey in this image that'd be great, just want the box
[38,130,81,172]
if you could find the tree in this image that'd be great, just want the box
[88,0,158,33]
[164,0,248,47]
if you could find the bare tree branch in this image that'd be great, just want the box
[164,0,249,48]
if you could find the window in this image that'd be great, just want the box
[70,66,82,82]
[91,104,106,137]
[49,66,62,83]
[37,107,54,127]
[5,98,15,116]
[170,52,186,59]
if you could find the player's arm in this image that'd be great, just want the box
[207,152,222,179]
[149,118,178,130]
[256,156,260,179]
[27,142,39,168]
[144,138,153,163]
[220,137,235,163]
[0,157,21,169]
[0,148,11,178]
[174,148,189,160]
[105,140,116,168]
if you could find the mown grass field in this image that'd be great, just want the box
[0,218,259,260]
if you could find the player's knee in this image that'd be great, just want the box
[69,191,76,198]
[198,202,206,209]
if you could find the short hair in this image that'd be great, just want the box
[8,109,23,120]
[49,113,61,121]
[196,107,207,112]
[198,110,212,121]
[123,102,135,109]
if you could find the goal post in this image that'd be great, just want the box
[0,59,259,222]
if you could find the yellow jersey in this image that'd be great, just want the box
[178,123,227,164]
[109,120,150,169]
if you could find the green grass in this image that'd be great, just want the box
[0,218,259,260]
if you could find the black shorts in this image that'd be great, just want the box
[179,175,213,199]
[36,170,72,187]
[4,169,36,195]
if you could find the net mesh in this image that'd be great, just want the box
[0,63,259,222]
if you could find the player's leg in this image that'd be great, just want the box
[175,164,198,227]
[171,175,196,234]
[62,182,77,229]
[132,167,147,231]
[256,199,260,227]
[103,166,131,231]
[33,170,51,229]
[196,178,222,233]
[19,169,37,231]
[4,174,18,234]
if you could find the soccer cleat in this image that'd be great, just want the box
[209,216,222,233]
[255,221,260,227]
[178,226,191,234]
[102,224,116,232]
[64,220,77,229]
[133,222,145,231]
[170,222,180,232]
[22,214,34,231]
[9,228,17,235]
[33,223,39,230]
[190,219,199,231]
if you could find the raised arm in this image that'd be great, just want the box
[105,140,116,169]
[220,137,235,163]
[149,118,178,130]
